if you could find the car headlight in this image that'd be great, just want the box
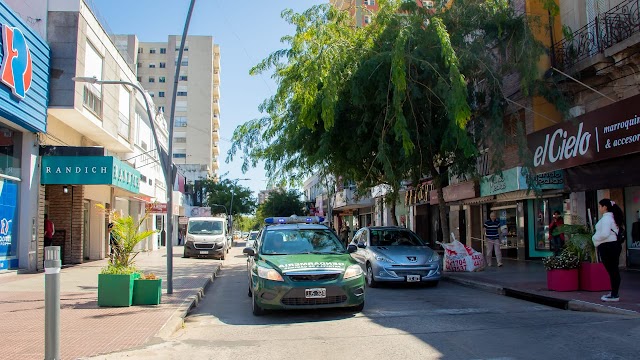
[257,266,284,282]
[374,254,394,263]
[429,252,440,262]
[344,265,363,279]
[186,236,194,243]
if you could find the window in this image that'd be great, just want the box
[137,62,142,68]
[175,60,188,66]
[137,76,142,82]
[159,76,166,83]
[83,42,103,116]
[159,92,165,98]
[179,75,188,81]
[138,48,143,54]
[364,15,372,24]
[175,137,187,143]
[160,48,167,54]
[173,153,187,158]
[148,77,155,83]
[149,48,156,54]
[149,92,155,98]
[175,101,188,112]
[149,63,156,68]
[158,106,165,113]
[177,91,187,96]
[159,62,166,68]
[364,0,375,5]
[175,117,188,127]
[118,85,130,138]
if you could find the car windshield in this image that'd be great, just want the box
[249,232,259,240]
[187,220,224,235]
[261,229,345,255]
[369,229,426,246]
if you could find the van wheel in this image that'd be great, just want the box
[220,250,226,261]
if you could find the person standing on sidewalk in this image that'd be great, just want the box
[549,210,565,255]
[44,214,55,247]
[592,198,625,302]
[484,211,502,267]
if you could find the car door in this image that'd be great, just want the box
[351,228,367,267]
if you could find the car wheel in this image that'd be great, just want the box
[252,292,265,316]
[182,250,189,258]
[366,264,378,288]
[247,286,252,297]
[220,250,226,261]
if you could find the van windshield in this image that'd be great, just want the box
[188,220,224,235]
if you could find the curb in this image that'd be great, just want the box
[443,275,640,317]
[154,263,223,339]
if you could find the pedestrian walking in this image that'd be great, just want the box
[592,198,625,302]
[484,211,502,267]
[549,210,565,255]
[44,214,55,247]
[340,224,350,246]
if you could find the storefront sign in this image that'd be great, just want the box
[528,94,640,173]
[146,203,167,213]
[0,179,18,269]
[428,181,479,205]
[0,3,50,132]
[190,207,212,217]
[405,181,434,205]
[480,167,564,196]
[41,156,141,194]
[179,216,188,225]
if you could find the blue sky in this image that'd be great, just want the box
[90,0,326,196]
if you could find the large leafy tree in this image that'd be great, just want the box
[257,189,306,221]
[229,0,558,241]
[201,178,256,217]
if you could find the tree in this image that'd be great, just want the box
[228,0,560,242]
[201,178,256,217]
[235,215,261,232]
[256,189,306,222]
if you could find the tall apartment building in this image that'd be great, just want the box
[115,35,221,183]
[330,0,433,26]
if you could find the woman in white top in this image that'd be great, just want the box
[592,198,625,302]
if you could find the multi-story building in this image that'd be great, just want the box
[9,0,169,268]
[114,35,221,183]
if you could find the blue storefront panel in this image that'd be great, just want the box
[0,1,50,133]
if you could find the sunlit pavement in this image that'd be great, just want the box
[91,243,640,360]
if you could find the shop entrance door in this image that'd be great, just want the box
[491,205,518,259]
[83,201,90,260]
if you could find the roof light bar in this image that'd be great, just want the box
[264,215,325,225]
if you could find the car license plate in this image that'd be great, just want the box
[199,251,209,255]
[305,288,326,299]
[406,275,421,282]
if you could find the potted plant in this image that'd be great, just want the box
[98,208,157,307]
[559,223,611,292]
[133,272,162,305]
[542,249,580,292]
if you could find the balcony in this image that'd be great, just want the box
[212,144,220,155]
[213,74,220,85]
[212,114,220,127]
[212,158,219,170]
[212,129,219,141]
[213,85,220,99]
[213,99,220,112]
[333,188,374,210]
[552,0,640,70]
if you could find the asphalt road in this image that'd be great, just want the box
[93,242,640,360]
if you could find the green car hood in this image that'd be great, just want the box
[260,253,356,273]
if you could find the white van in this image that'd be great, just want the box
[184,217,228,260]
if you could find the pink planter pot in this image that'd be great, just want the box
[547,269,579,292]
[579,262,611,292]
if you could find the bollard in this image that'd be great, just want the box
[44,246,61,360]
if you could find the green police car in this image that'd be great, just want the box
[243,216,365,316]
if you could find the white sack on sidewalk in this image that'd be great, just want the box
[439,238,485,272]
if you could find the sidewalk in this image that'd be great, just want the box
[443,259,640,316]
[0,246,222,360]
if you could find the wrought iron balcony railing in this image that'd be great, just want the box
[552,0,639,70]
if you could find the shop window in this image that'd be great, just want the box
[0,178,19,261]
[533,197,565,251]
[0,126,22,178]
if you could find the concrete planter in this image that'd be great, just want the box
[579,262,611,292]
[547,269,579,292]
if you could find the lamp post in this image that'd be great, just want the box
[72,76,175,292]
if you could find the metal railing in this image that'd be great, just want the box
[552,0,639,70]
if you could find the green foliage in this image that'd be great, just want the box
[558,223,597,263]
[106,212,157,271]
[100,265,139,275]
[256,189,306,222]
[235,215,261,232]
[542,248,580,270]
[201,178,256,216]
[227,0,564,241]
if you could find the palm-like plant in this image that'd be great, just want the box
[554,223,596,263]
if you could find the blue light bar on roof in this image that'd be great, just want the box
[264,216,325,224]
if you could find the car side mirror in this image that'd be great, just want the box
[243,247,255,257]
[347,244,357,253]
[357,243,366,249]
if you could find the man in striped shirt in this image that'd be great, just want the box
[484,211,503,267]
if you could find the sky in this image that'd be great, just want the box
[89,0,326,197]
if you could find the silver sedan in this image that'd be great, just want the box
[348,226,441,287]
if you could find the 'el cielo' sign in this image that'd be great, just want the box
[527,94,640,173]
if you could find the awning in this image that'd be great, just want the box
[41,156,141,194]
[566,152,640,192]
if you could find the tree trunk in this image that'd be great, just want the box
[436,184,450,243]
[390,200,398,226]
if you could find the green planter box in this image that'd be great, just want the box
[98,273,140,307]
[133,278,162,305]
